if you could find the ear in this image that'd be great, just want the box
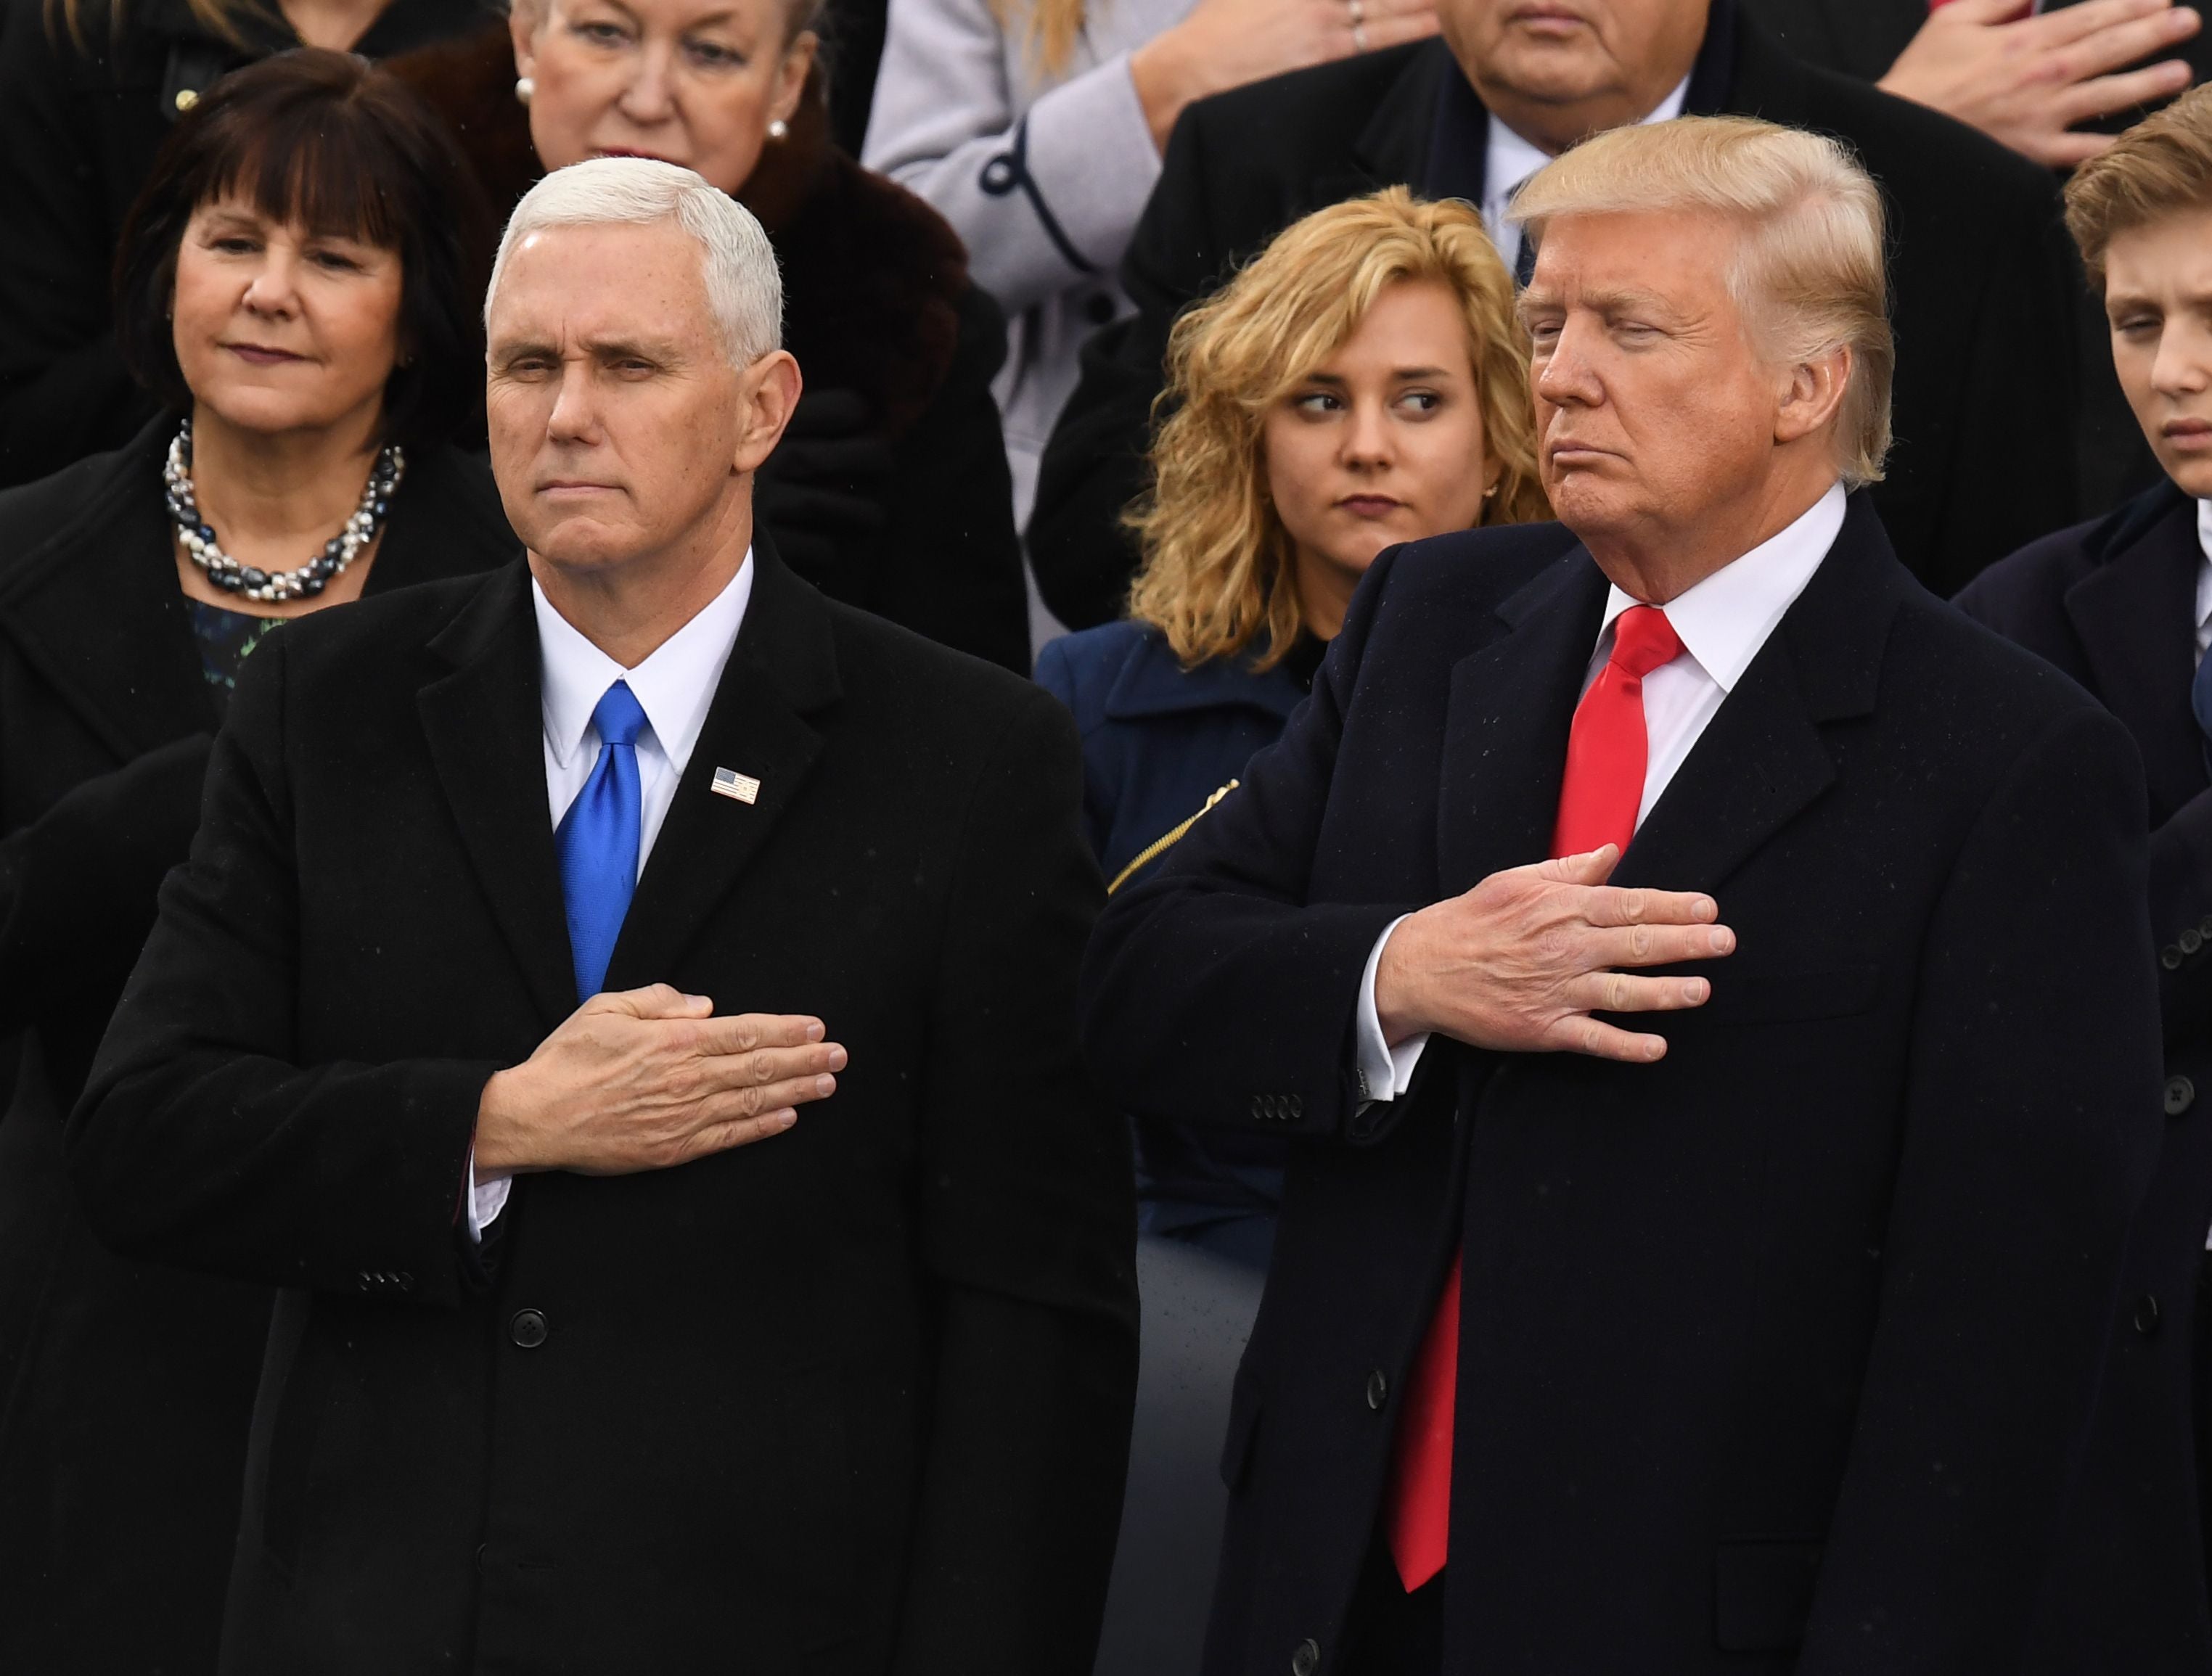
[771,30,819,128]
[1774,345,1852,448]
[734,349,803,475]
[510,1,544,82]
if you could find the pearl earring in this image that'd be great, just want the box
[768,118,789,140]
[515,76,534,105]
[1483,482,1499,499]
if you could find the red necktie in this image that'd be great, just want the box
[1384,604,1683,1593]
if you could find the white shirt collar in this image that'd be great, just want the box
[533,549,755,772]
[1596,482,1848,693]
[2195,499,2212,643]
[1483,75,1692,256]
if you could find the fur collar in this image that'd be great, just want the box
[388,21,969,438]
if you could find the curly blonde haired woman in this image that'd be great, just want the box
[1038,186,1545,1266]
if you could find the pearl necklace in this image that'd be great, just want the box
[164,419,404,604]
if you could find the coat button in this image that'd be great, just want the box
[2200,913,2212,939]
[1250,1095,1264,1120]
[1290,1094,1304,1120]
[2165,947,2186,971]
[2167,1075,2196,1117]
[1366,1369,1388,1410]
[1292,1638,1320,1676]
[2184,929,2205,956]
[2136,1294,2162,1336]
[510,1308,549,1349]
[1084,292,1116,326]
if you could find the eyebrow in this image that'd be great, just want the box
[1300,365,1456,385]
[488,335,692,366]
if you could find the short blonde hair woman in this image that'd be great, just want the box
[1129,187,1549,673]
[1036,186,1544,1270]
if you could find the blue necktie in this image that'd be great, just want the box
[557,679,648,1001]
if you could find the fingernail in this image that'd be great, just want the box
[1710,928,1734,952]
[1687,978,1709,1001]
[827,1046,848,1071]
[1645,1038,1665,1061]
[806,1021,824,1041]
[1695,899,1716,921]
[771,1107,797,1127]
[814,1075,836,1096]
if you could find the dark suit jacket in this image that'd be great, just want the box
[1081,500,2163,1674]
[1957,482,2212,1675]
[1030,0,2081,627]
[0,416,515,1675]
[66,537,1139,1675]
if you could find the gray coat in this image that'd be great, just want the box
[863,0,1194,525]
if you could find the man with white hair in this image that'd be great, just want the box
[1084,116,2163,1674]
[66,157,1139,1672]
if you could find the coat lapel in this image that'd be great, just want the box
[1435,551,1609,897]
[1613,496,1901,897]
[416,562,578,1031]
[603,541,842,992]
[0,421,214,761]
[2062,486,2205,821]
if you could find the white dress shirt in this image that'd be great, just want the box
[1353,483,1849,1104]
[2192,498,2212,662]
[469,551,756,1233]
[1482,76,1691,274]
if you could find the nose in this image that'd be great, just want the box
[617,41,679,125]
[239,247,300,319]
[546,360,600,443]
[1533,314,1603,408]
[1341,395,1394,469]
[2151,319,2212,400]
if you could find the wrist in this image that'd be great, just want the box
[470,1066,536,1176]
[1128,28,1201,150]
[1372,919,1429,1047]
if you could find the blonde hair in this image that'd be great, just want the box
[1512,115,1894,489]
[1127,189,1549,671]
[2065,84,2212,288]
[986,0,1086,78]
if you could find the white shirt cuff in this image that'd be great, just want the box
[1356,914,1430,1103]
[466,1149,510,1241]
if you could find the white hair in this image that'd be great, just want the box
[486,157,783,366]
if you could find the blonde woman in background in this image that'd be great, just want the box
[1038,188,1545,1269]
[861,0,1437,553]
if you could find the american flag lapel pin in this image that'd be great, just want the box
[710,767,761,805]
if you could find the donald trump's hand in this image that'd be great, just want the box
[472,985,844,1175]
[1374,846,1734,1064]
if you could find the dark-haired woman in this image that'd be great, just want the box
[388,0,1031,670]
[0,49,516,1672]
[0,0,493,487]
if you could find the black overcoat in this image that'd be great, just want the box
[1081,499,2164,1675]
[1958,482,2212,1676]
[0,416,516,1673]
[1029,0,2081,625]
[67,538,1140,1674]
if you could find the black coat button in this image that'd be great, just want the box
[1292,1639,1320,1676]
[2200,913,2212,938]
[510,1308,549,1349]
[2166,948,2186,971]
[1290,1094,1304,1120]
[2167,1075,2196,1117]
[1084,292,1116,325]
[1366,1369,1388,1410]
[2184,929,2205,956]
[2136,1294,2162,1335]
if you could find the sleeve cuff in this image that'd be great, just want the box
[466,1148,510,1241]
[1356,914,1430,1103]
[1018,54,1166,271]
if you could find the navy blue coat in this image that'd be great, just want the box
[1038,620,1308,1251]
[1084,503,2162,1675]
[1958,481,2212,1675]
